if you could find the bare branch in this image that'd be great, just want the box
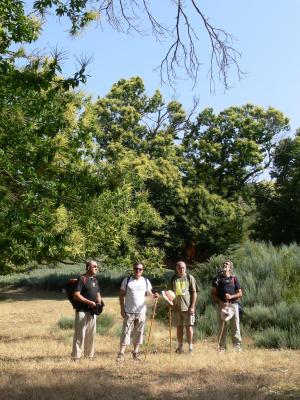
[33,0,244,91]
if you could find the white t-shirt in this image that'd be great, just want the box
[121,276,152,314]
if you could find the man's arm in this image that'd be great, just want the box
[96,292,102,304]
[225,288,242,302]
[189,291,197,314]
[119,289,126,318]
[73,291,96,309]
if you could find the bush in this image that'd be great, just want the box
[58,316,74,330]
[96,313,115,335]
[246,305,275,330]
[57,313,116,335]
[195,304,217,339]
[254,327,287,348]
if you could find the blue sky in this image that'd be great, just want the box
[29,1,300,134]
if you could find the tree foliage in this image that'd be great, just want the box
[0,1,296,274]
[253,131,300,244]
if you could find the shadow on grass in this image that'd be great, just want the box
[1,364,299,400]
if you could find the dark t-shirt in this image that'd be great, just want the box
[212,274,241,302]
[74,275,100,312]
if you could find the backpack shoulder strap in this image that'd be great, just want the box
[125,276,131,293]
[171,274,177,290]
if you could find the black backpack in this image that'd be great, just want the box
[65,277,85,309]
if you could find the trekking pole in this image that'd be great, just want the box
[169,306,172,354]
[217,320,226,351]
[145,297,158,361]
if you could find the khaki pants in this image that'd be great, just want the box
[71,311,96,359]
[120,313,146,346]
[217,303,242,349]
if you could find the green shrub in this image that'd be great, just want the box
[58,316,74,330]
[246,305,275,330]
[195,304,217,339]
[96,313,115,335]
[254,327,287,348]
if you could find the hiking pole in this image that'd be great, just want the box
[218,320,226,351]
[169,306,172,354]
[145,297,158,361]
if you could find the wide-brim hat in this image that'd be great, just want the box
[221,304,234,321]
[161,290,176,305]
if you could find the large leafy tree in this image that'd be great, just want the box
[0,5,164,273]
[79,77,183,258]
[253,131,300,244]
[176,104,289,257]
[182,105,289,199]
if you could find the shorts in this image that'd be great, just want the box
[120,313,146,345]
[173,311,195,327]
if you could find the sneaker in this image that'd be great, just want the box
[218,347,226,353]
[189,348,193,354]
[132,352,142,361]
[175,348,184,354]
[234,346,242,352]
[116,352,125,362]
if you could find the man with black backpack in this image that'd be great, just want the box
[117,262,159,361]
[211,260,242,352]
[168,260,199,354]
[71,260,102,360]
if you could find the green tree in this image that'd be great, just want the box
[253,130,300,244]
[183,104,289,199]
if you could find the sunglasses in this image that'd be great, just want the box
[134,268,143,271]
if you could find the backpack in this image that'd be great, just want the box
[65,276,91,309]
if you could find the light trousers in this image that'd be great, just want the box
[71,311,96,359]
[217,303,242,349]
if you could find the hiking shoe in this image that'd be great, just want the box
[116,352,125,362]
[132,352,142,361]
[234,346,242,352]
[218,347,226,353]
[188,348,193,354]
[175,348,184,354]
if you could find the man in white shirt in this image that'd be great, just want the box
[117,262,159,361]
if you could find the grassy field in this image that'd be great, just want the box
[0,289,299,400]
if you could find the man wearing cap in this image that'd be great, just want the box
[117,262,159,361]
[211,260,242,352]
[71,260,102,360]
[168,260,199,354]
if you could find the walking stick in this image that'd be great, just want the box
[218,320,226,351]
[145,297,158,360]
[169,306,172,354]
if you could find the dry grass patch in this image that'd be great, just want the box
[0,289,299,400]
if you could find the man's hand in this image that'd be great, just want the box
[188,307,195,315]
[89,301,97,309]
[225,293,232,301]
